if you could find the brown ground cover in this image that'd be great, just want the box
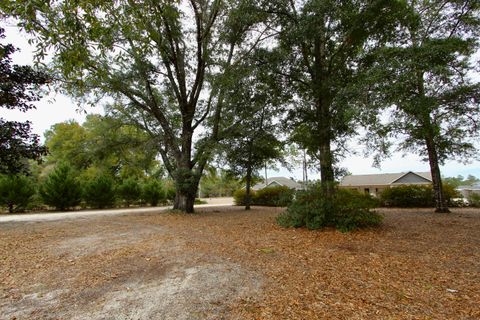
[1,206,479,319]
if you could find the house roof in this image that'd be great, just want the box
[252,177,302,190]
[340,171,432,187]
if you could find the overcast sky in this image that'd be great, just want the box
[2,24,480,180]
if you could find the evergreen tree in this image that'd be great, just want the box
[40,163,82,211]
[82,174,116,209]
[0,174,35,213]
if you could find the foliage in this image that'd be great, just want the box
[277,187,382,232]
[0,174,36,213]
[467,193,480,208]
[0,27,48,174]
[254,186,295,207]
[1,0,274,212]
[82,175,116,209]
[142,178,166,207]
[380,184,459,208]
[363,1,480,212]
[199,167,241,198]
[268,0,405,194]
[117,178,141,207]
[444,175,479,188]
[233,189,254,206]
[40,163,82,211]
[44,115,160,177]
[234,186,294,207]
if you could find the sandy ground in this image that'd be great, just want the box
[1,206,479,319]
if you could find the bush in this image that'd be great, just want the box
[234,186,294,207]
[40,163,82,211]
[142,178,166,206]
[82,175,116,209]
[468,193,480,207]
[117,177,141,206]
[380,183,458,207]
[233,189,256,206]
[0,174,36,213]
[277,187,382,232]
[255,186,295,207]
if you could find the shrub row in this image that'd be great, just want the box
[233,186,295,207]
[0,163,176,212]
[277,187,383,232]
[379,184,459,207]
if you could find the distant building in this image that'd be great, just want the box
[251,177,303,191]
[456,184,480,198]
[339,171,432,197]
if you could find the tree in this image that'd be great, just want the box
[268,0,404,196]
[142,178,166,207]
[364,1,480,212]
[0,27,48,174]
[117,177,141,207]
[220,55,285,210]
[0,174,36,213]
[2,0,273,212]
[82,174,116,209]
[44,115,161,178]
[40,162,82,211]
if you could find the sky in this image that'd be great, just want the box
[2,24,480,181]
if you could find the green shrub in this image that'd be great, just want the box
[40,163,82,211]
[194,198,207,205]
[468,193,480,207]
[0,174,36,213]
[380,183,458,207]
[233,189,257,206]
[142,179,166,206]
[277,187,382,232]
[117,178,142,207]
[82,175,116,209]
[255,186,295,207]
[234,186,294,207]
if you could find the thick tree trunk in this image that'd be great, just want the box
[317,97,335,197]
[174,191,196,213]
[425,136,450,213]
[245,165,252,211]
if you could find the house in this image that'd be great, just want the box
[339,171,432,197]
[456,184,480,199]
[251,177,303,191]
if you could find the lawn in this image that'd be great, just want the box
[1,206,479,319]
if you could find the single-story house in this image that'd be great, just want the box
[456,184,480,198]
[339,171,432,197]
[251,177,303,191]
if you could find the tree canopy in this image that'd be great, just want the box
[0,27,49,174]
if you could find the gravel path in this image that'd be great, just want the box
[0,197,234,223]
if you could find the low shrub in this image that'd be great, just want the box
[234,186,294,207]
[82,175,116,209]
[0,174,36,213]
[380,183,458,207]
[233,189,256,206]
[277,187,382,232]
[255,186,294,207]
[142,179,166,206]
[40,163,82,211]
[468,193,480,207]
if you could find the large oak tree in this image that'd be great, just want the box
[2,0,272,212]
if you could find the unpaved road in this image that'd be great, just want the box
[1,207,479,319]
[0,197,234,223]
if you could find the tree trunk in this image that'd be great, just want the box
[425,136,450,213]
[245,165,252,211]
[174,191,196,213]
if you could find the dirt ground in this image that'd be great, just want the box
[1,206,479,320]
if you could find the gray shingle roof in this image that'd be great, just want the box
[252,177,302,190]
[340,171,432,187]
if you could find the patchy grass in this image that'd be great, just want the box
[1,206,479,319]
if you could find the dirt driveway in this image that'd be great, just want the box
[1,206,479,319]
